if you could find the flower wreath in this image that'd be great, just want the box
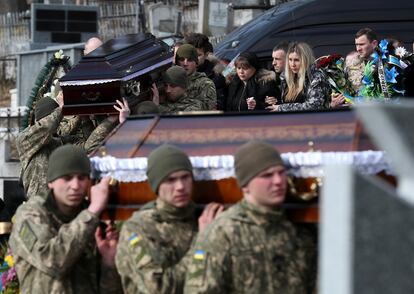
[316,54,356,104]
[21,50,72,129]
[360,39,405,100]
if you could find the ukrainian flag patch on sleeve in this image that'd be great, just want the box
[193,249,205,260]
[128,233,142,246]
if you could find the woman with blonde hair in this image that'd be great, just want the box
[268,42,330,112]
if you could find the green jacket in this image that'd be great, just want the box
[184,199,317,294]
[159,93,203,114]
[9,193,122,294]
[186,72,217,110]
[17,109,117,198]
[116,198,198,294]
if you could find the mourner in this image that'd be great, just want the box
[265,41,290,106]
[116,144,223,293]
[10,144,122,293]
[185,33,227,110]
[354,28,378,61]
[272,41,289,77]
[267,42,330,112]
[17,95,129,199]
[226,52,279,112]
[151,65,203,114]
[184,140,317,293]
[175,44,217,110]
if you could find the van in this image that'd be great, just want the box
[215,0,414,62]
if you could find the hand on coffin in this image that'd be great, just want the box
[151,83,160,105]
[57,91,64,108]
[266,104,280,112]
[88,176,110,216]
[113,98,130,124]
[198,202,225,232]
[95,223,119,267]
[246,97,256,110]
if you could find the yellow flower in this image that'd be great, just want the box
[5,254,14,267]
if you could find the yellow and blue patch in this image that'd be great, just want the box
[128,233,142,246]
[193,249,205,260]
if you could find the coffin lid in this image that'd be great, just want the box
[60,33,173,86]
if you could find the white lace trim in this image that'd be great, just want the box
[90,151,393,183]
[59,79,120,86]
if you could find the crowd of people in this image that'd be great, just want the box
[1,26,413,293]
[147,27,413,114]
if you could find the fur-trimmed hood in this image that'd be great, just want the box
[255,68,276,84]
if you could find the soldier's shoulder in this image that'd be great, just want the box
[123,207,157,228]
[13,196,47,224]
[205,203,244,231]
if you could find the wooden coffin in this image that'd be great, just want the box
[59,33,172,115]
[90,109,394,222]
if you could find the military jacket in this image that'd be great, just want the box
[17,110,117,198]
[58,115,96,146]
[184,200,317,294]
[279,67,331,112]
[187,72,217,110]
[9,193,121,294]
[159,93,203,114]
[116,198,198,294]
[17,108,64,198]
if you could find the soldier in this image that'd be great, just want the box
[185,33,227,110]
[151,66,203,114]
[175,44,217,110]
[9,144,122,293]
[116,144,223,293]
[185,141,317,293]
[17,95,129,199]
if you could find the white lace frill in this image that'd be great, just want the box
[90,150,393,183]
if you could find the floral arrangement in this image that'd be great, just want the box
[0,248,19,294]
[316,54,356,103]
[360,39,405,99]
[21,49,72,129]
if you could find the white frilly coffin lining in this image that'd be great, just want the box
[90,150,393,183]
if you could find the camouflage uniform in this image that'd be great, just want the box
[187,71,217,110]
[279,66,331,111]
[17,109,117,198]
[58,115,96,146]
[184,199,317,294]
[17,107,64,198]
[116,198,198,294]
[9,192,122,294]
[159,93,203,114]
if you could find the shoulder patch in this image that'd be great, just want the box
[193,249,205,260]
[187,249,208,286]
[128,233,142,246]
[19,221,37,252]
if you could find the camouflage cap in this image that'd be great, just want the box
[234,140,285,187]
[35,97,59,121]
[147,144,193,193]
[47,144,91,182]
[175,44,198,63]
[135,101,160,115]
[163,66,187,88]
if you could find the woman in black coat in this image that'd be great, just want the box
[226,52,279,111]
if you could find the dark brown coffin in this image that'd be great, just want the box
[91,109,395,223]
[60,33,172,115]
